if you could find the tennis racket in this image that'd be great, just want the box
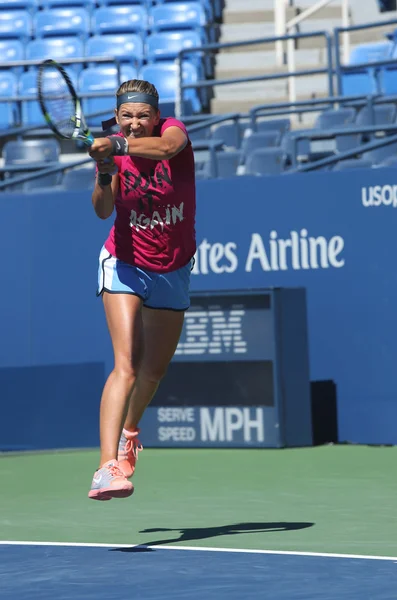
[37,59,115,170]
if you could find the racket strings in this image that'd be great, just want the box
[41,69,77,138]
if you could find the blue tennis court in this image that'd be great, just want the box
[1,542,397,599]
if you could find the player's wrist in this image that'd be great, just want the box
[109,136,129,156]
[98,172,112,186]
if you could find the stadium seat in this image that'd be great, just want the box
[349,42,393,65]
[2,139,61,191]
[19,68,78,126]
[341,70,379,97]
[214,150,241,178]
[91,5,148,36]
[139,61,201,114]
[85,34,144,68]
[97,0,148,5]
[245,148,286,176]
[281,131,311,164]
[363,142,397,165]
[334,125,362,154]
[254,118,291,136]
[0,71,18,129]
[146,31,205,76]
[315,108,356,130]
[380,67,397,95]
[333,158,373,171]
[34,8,90,39]
[356,103,396,126]
[240,131,281,164]
[78,65,138,127]
[211,122,248,149]
[61,164,96,189]
[26,38,84,74]
[150,3,208,42]
[0,40,24,73]
[0,0,38,11]
[155,0,215,23]
[0,11,32,42]
[40,0,96,9]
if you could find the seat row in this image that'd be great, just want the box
[0,4,214,42]
[0,62,206,128]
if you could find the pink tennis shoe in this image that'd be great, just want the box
[88,460,134,501]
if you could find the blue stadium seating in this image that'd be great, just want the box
[19,68,78,126]
[155,0,215,22]
[40,0,96,9]
[2,139,61,191]
[61,164,96,189]
[240,131,281,164]
[380,67,397,95]
[315,108,356,130]
[0,0,38,11]
[146,31,205,76]
[214,150,241,177]
[150,3,208,42]
[78,65,138,127]
[85,34,144,67]
[26,38,84,73]
[140,61,201,114]
[341,69,379,97]
[333,158,373,171]
[281,131,311,165]
[0,40,24,73]
[97,0,148,5]
[0,71,18,128]
[349,42,393,65]
[0,10,32,41]
[356,103,396,125]
[363,141,397,164]
[211,122,248,149]
[92,6,148,36]
[245,148,286,176]
[255,118,291,136]
[34,8,90,39]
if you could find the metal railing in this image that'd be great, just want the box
[334,17,397,95]
[176,30,334,119]
[274,0,350,103]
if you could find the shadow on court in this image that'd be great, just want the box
[112,521,315,550]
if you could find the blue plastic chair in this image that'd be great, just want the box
[85,34,144,68]
[139,61,201,115]
[211,122,248,149]
[214,150,241,178]
[254,118,291,136]
[0,11,32,42]
[240,131,281,164]
[97,0,149,5]
[61,164,96,189]
[150,3,208,42]
[154,0,215,23]
[79,65,138,127]
[34,8,90,39]
[315,108,356,129]
[341,69,379,97]
[2,139,61,191]
[0,0,38,11]
[349,42,393,65]
[19,69,78,126]
[363,142,397,165]
[0,71,18,129]
[26,38,84,74]
[245,148,286,176]
[356,103,396,125]
[0,40,24,74]
[91,5,148,36]
[333,159,373,171]
[40,0,96,9]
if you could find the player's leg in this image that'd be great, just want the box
[117,307,184,478]
[118,263,191,477]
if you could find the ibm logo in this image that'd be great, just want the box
[175,306,247,356]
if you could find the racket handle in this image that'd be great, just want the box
[85,134,118,175]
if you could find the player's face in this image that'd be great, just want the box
[115,103,160,139]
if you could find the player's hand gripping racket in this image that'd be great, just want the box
[37,59,116,172]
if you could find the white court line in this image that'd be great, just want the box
[0,541,397,562]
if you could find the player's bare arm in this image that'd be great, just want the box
[92,159,119,220]
[89,127,188,162]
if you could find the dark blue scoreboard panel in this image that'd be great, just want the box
[140,288,313,448]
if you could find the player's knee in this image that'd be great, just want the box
[114,353,143,380]
[141,364,169,384]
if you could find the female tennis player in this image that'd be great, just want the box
[87,79,196,501]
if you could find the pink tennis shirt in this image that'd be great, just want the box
[103,117,196,273]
